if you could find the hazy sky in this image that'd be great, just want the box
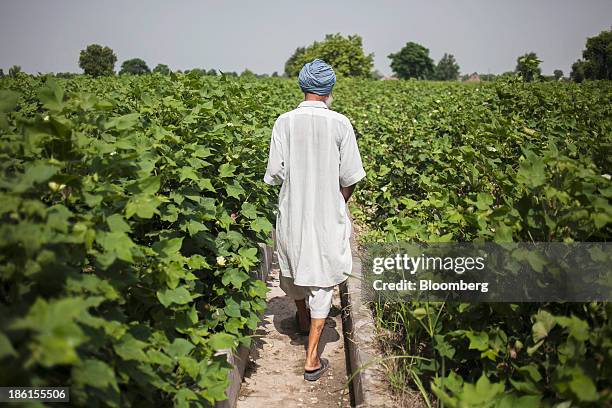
[1,1,610,76]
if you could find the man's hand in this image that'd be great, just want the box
[340,183,357,203]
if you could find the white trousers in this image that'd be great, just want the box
[279,274,334,319]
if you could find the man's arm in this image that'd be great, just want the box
[340,183,357,203]
[263,119,285,185]
[338,120,366,200]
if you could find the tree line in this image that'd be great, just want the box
[282,30,610,82]
[2,29,609,82]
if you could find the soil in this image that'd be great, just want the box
[237,268,351,408]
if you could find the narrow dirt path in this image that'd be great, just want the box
[237,266,351,407]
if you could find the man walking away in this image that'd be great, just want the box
[263,59,366,381]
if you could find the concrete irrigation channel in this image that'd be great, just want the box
[214,223,396,408]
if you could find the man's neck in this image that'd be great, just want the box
[304,93,328,102]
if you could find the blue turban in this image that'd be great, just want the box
[298,59,336,95]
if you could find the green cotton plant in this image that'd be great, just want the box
[0,76,283,406]
[332,77,612,406]
[375,301,612,407]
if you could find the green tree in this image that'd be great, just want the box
[284,33,374,78]
[571,28,612,81]
[570,60,587,83]
[271,71,279,78]
[206,69,217,76]
[119,58,150,75]
[240,69,256,78]
[8,65,22,77]
[434,53,460,80]
[553,69,563,81]
[0,68,4,77]
[515,52,542,82]
[153,64,171,75]
[78,44,116,77]
[388,42,435,80]
[284,46,307,77]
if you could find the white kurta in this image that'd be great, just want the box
[263,100,366,287]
